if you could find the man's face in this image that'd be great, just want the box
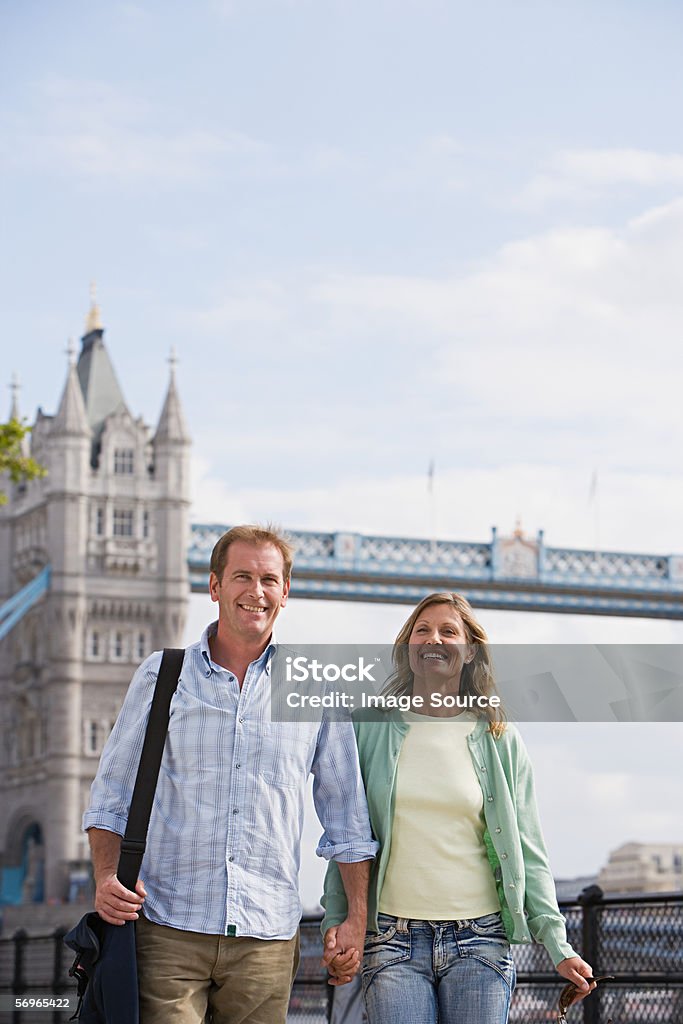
[209,540,290,645]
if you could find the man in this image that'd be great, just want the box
[85,525,376,1024]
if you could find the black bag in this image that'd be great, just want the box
[64,648,184,1023]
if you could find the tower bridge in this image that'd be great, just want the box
[189,523,683,620]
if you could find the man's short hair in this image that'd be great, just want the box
[209,524,295,583]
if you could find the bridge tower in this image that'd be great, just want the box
[0,297,190,916]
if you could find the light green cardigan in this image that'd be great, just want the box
[321,715,577,967]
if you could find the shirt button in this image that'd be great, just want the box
[495,827,502,834]
[487,796,494,802]
[509,883,516,889]
[233,808,239,815]
[480,766,487,771]
[228,856,234,862]
[205,669,211,677]
[501,853,508,859]
[239,717,245,723]
[235,764,241,769]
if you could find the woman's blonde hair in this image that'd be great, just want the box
[383,591,506,736]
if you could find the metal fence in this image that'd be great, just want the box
[510,890,683,1024]
[1,893,681,1023]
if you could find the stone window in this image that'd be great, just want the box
[114,448,135,475]
[111,631,126,661]
[136,632,147,660]
[89,630,101,659]
[112,509,134,537]
[95,507,105,536]
[142,509,150,539]
[84,721,100,756]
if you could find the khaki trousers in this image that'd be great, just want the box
[136,913,300,1024]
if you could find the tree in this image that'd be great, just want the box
[0,418,46,504]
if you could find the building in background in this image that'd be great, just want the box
[599,842,683,894]
[554,875,599,901]
[0,297,190,930]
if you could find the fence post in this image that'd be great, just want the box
[52,927,68,1024]
[52,927,67,989]
[578,885,603,1024]
[12,929,28,1024]
[12,929,28,993]
[326,977,334,1023]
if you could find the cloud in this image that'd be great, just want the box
[189,457,683,561]
[210,0,316,16]
[1,73,469,197]
[178,194,683,558]
[523,723,683,877]
[1,77,269,185]
[381,133,467,192]
[519,147,683,207]
[294,201,683,466]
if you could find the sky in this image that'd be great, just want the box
[1,0,682,910]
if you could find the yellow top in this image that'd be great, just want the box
[378,712,500,920]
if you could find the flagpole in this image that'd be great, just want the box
[428,460,436,561]
[589,469,601,567]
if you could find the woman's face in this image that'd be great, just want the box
[407,603,473,688]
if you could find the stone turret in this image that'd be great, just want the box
[0,297,191,921]
[151,350,191,645]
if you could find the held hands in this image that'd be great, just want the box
[556,956,596,1005]
[321,918,365,986]
[94,874,147,926]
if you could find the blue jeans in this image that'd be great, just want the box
[361,912,516,1024]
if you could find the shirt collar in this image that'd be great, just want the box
[200,620,277,674]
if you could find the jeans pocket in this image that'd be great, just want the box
[362,919,412,989]
[364,916,398,948]
[460,915,515,991]
[469,912,507,939]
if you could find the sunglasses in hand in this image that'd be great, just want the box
[556,974,615,1023]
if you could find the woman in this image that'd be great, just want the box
[322,592,594,1023]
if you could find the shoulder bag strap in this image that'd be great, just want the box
[116,647,185,891]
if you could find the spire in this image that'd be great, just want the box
[53,343,90,437]
[77,289,129,432]
[84,280,103,334]
[154,348,190,444]
[8,372,30,457]
[9,373,21,421]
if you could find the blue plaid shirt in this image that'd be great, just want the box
[84,622,377,938]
